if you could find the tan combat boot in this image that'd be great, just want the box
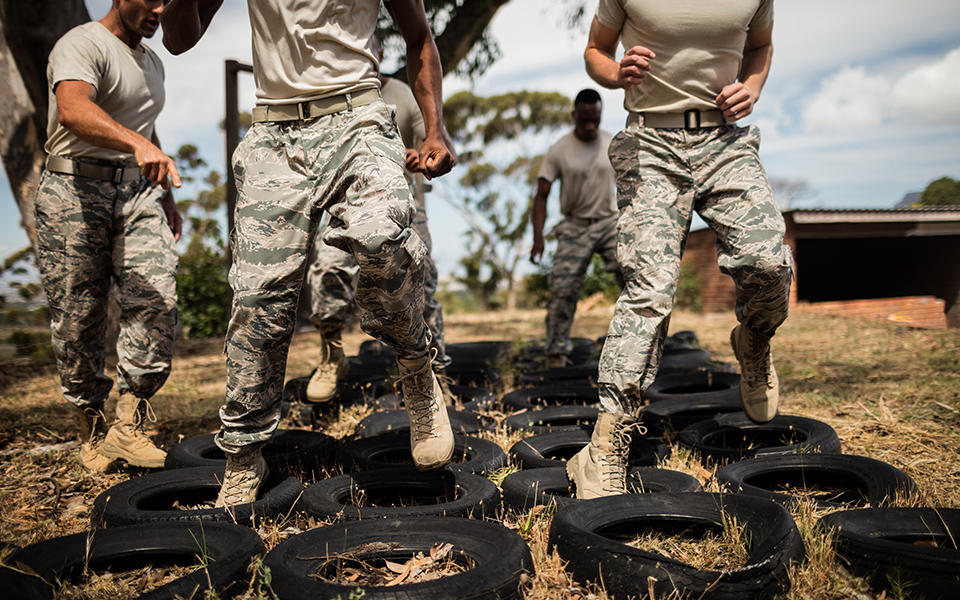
[397,353,454,470]
[99,395,167,468]
[305,334,348,403]
[215,448,268,507]
[76,406,114,472]
[567,411,635,499]
[433,368,456,407]
[730,325,779,423]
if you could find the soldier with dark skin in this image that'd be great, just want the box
[161,0,457,506]
[530,89,619,368]
[36,0,183,471]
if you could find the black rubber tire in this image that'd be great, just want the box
[501,467,702,511]
[90,466,303,527]
[501,384,599,410]
[639,396,745,437]
[509,429,669,470]
[341,433,508,475]
[677,413,842,464]
[357,408,483,438]
[263,516,534,600]
[445,341,513,363]
[716,454,918,508]
[645,371,741,405]
[517,363,599,386]
[549,492,804,600]
[1,522,263,600]
[375,385,497,412]
[503,406,599,434]
[445,361,502,389]
[283,370,389,405]
[164,429,339,477]
[513,338,598,369]
[300,467,500,520]
[667,330,700,348]
[818,508,960,600]
[658,348,712,374]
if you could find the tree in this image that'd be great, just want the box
[769,177,815,210]
[915,176,960,207]
[0,1,90,247]
[440,90,572,310]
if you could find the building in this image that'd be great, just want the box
[681,207,960,328]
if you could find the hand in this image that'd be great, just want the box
[618,46,655,89]
[716,82,758,122]
[405,148,420,172]
[418,130,457,179]
[160,191,182,241]
[530,234,544,265]
[134,141,182,190]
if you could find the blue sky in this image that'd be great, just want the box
[2,0,959,277]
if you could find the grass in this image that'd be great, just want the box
[0,304,958,599]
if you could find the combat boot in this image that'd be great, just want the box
[567,411,635,499]
[75,405,114,472]
[99,395,166,468]
[730,325,779,423]
[397,353,454,470]
[215,447,268,507]
[433,368,456,407]
[305,334,348,403]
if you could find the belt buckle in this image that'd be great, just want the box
[683,109,701,129]
[112,166,124,184]
[297,102,307,120]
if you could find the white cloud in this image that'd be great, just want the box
[891,47,960,122]
[802,67,888,133]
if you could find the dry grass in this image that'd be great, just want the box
[0,304,958,599]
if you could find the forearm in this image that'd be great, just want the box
[739,43,772,97]
[531,196,547,236]
[584,47,622,89]
[60,100,151,157]
[161,0,223,54]
[405,32,446,142]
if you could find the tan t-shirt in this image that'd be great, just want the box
[381,76,427,202]
[248,0,383,104]
[44,21,165,162]
[596,0,773,113]
[538,130,617,220]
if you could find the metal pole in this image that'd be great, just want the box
[224,59,251,245]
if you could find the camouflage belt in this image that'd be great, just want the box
[627,109,726,129]
[45,155,140,183]
[252,88,381,123]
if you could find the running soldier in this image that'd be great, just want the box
[162,0,457,506]
[530,89,619,369]
[35,0,182,472]
[568,0,794,498]
[303,42,451,403]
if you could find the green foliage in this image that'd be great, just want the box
[177,245,231,339]
[580,254,620,302]
[444,90,572,143]
[915,176,960,207]
[6,330,52,359]
[674,260,703,313]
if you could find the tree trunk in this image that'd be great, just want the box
[0,0,90,248]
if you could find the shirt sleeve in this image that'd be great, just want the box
[537,143,560,183]
[47,29,103,92]
[749,0,774,31]
[595,0,627,32]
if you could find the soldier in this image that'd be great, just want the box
[162,0,457,506]
[530,89,619,369]
[303,41,451,403]
[568,0,794,498]
[35,0,182,472]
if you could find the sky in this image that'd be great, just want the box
[1,0,959,277]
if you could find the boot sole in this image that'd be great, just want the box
[98,444,166,468]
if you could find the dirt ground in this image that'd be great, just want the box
[0,305,957,599]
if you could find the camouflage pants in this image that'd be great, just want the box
[34,170,178,409]
[219,99,428,454]
[546,215,618,357]
[598,124,793,415]
[306,193,450,368]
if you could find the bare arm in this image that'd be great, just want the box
[56,80,181,189]
[716,25,773,121]
[529,178,552,264]
[584,16,655,90]
[161,0,223,55]
[150,132,183,241]
[388,0,456,179]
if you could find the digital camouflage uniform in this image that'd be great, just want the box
[34,171,178,408]
[546,214,619,357]
[598,123,793,415]
[219,99,428,454]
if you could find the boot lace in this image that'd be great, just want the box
[395,350,441,440]
[600,420,642,494]
[746,330,774,388]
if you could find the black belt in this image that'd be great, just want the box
[46,155,140,183]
